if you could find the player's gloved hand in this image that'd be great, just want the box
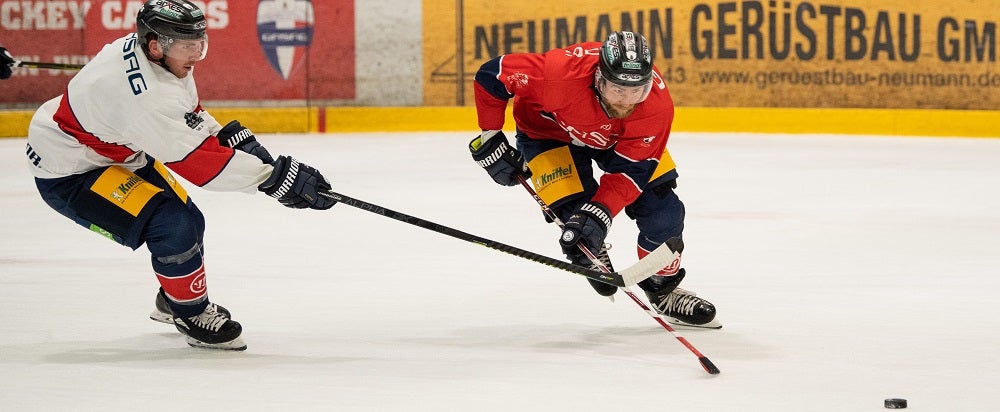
[217,120,274,164]
[560,202,612,261]
[1,47,15,80]
[258,155,337,210]
[469,130,531,186]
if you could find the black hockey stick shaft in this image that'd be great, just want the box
[13,60,85,70]
[516,176,720,375]
[321,191,627,286]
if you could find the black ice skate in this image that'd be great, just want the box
[580,244,618,297]
[640,269,722,329]
[149,287,230,324]
[172,303,247,351]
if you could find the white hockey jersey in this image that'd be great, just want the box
[26,33,272,193]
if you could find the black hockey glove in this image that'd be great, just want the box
[469,130,531,186]
[560,202,612,262]
[259,155,337,210]
[1,47,15,80]
[217,120,274,164]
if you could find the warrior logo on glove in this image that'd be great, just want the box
[469,130,531,186]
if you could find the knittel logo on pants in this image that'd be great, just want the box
[257,0,315,79]
[112,174,144,203]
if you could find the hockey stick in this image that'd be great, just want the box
[12,60,85,70]
[320,190,672,287]
[516,176,721,375]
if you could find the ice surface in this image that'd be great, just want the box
[2,131,997,411]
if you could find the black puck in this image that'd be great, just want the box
[884,398,907,409]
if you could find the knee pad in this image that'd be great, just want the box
[145,199,205,271]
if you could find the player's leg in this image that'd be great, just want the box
[128,160,231,324]
[142,198,244,349]
[133,161,244,349]
[626,181,719,328]
[34,161,244,349]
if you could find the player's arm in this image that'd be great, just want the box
[469,54,544,186]
[473,53,545,130]
[211,120,336,210]
[591,132,671,216]
[119,105,263,193]
[215,120,274,164]
[590,162,655,216]
[473,56,514,131]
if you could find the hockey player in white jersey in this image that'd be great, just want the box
[25,0,335,351]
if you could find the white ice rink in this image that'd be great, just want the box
[1,131,997,411]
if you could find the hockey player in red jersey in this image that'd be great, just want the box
[25,0,336,350]
[469,31,719,328]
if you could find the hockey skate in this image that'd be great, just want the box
[641,269,722,329]
[150,288,245,350]
[580,244,618,297]
[172,303,247,351]
[149,287,230,324]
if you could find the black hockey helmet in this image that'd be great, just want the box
[595,31,653,106]
[597,31,653,86]
[137,0,208,60]
[137,0,206,41]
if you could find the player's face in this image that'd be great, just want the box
[599,80,651,106]
[153,36,208,78]
[596,77,652,118]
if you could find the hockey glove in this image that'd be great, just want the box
[469,130,531,186]
[259,155,337,210]
[217,120,274,164]
[1,47,14,80]
[559,202,612,262]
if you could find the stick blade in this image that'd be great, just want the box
[700,357,721,375]
[616,241,682,285]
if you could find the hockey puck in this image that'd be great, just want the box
[884,398,907,409]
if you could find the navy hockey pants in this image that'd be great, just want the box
[34,158,209,317]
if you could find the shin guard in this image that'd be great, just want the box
[155,264,208,317]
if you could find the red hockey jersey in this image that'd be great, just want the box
[474,41,676,216]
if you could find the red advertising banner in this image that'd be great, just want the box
[0,0,355,105]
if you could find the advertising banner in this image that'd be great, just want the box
[1,0,355,105]
[423,0,1000,109]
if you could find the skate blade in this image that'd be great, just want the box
[184,336,248,351]
[664,316,723,330]
[149,310,173,324]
